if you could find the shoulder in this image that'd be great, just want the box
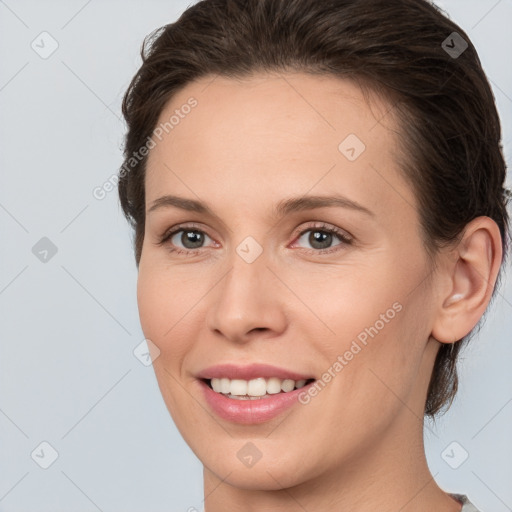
[450,493,482,512]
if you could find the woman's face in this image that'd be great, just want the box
[138,73,441,490]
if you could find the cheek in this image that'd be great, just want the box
[136,264,199,421]
[287,263,400,355]
[136,267,165,344]
[302,258,431,402]
[331,284,433,419]
[136,263,192,363]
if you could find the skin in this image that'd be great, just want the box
[137,72,502,511]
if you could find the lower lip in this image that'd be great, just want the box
[198,379,314,424]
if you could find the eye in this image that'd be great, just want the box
[292,222,353,254]
[157,221,353,256]
[157,223,216,255]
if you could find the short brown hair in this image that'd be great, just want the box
[118,0,510,416]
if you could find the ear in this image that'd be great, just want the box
[431,216,503,344]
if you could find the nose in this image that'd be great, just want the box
[205,251,288,344]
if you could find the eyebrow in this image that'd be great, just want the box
[147,194,374,218]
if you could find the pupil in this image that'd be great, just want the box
[310,231,331,249]
[183,230,204,249]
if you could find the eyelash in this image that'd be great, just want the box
[156,222,353,256]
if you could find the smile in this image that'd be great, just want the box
[206,377,313,399]
[196,364,317,424]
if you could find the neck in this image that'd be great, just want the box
[202,410,462,512]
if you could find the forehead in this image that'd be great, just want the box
[149,72,389,163]
[144,72,416,223]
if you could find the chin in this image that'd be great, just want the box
[204,456,313,491]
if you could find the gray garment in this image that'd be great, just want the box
[450,494,481,511]
[201,493,481,511]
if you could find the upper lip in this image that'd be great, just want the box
[196,363,314,381]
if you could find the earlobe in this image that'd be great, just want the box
[431,217,502,344]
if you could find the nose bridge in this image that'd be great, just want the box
[206,246,286,341]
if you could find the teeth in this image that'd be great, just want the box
[220,378,230,394]
[281,379,295,392]
[247,378,267,397]
[208,377,311,397]
[266,377,282,394]
[230,379,247,396]
[211,378,222,393]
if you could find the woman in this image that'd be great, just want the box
[118,0,509,510]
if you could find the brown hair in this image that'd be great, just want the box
[118,0,510,416]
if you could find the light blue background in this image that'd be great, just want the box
[1,1,511,511]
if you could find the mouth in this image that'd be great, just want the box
[201,377,316,400]
[196,363,317,423]
[197,377,316,425]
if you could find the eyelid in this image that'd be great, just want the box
[157,221,353,255]
[289,221,353,254]
[156,222,217,249]
[292,221,353,242]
